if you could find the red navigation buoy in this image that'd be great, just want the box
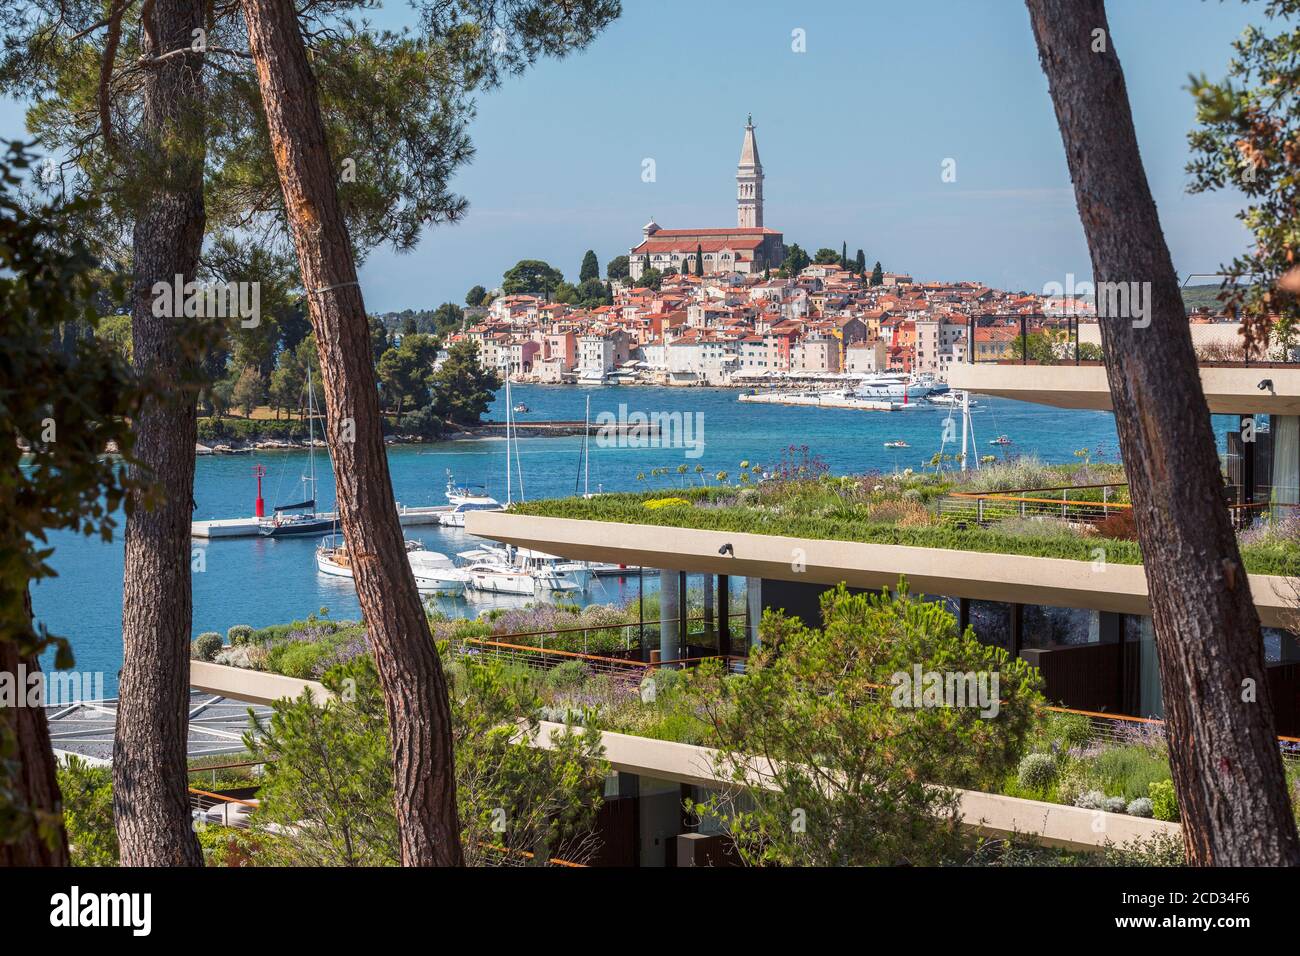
[253,464,266,517]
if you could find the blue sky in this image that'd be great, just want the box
[0,0,1261,311]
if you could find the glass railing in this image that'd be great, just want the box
[959,314,1299,367]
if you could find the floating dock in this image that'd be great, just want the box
[191,503,456,539]
[738,391,919,412]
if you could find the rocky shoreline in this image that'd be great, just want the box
[192,420,659,455]
[194,433,472,455]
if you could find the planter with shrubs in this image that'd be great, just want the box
[191,631,224,662]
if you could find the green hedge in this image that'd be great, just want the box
[512,491,1146,564]
[510,490,1300,577]
[198,417,311,442]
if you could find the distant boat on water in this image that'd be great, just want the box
[438,498,503,528]
[851,373,938,400]
[928,391,976,407]
[260,364,332,538]
[444,469,495,506]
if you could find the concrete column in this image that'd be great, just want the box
[745,576,762,648]
[1240,414,1255,510]
[717,574,731,656]
[659,568,679,662]
[678,571,688,654]
[703,574,715,644]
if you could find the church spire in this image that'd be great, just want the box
[737,115,764,228]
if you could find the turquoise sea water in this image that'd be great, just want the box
[33,384,1145,693]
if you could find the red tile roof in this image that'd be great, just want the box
[649,227,780,237]
[631,238,766,254]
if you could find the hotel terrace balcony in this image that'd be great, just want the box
[950,314,1300,415]
[951,314,1300,403]
[951,315,1300,526]
[950,362,1300,416]
[463,468,1300,738]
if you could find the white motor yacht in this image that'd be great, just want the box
[407,549,469,594]
[456,546,512,565]
[444,469,495,507]
[850,373,937,400]
[927,390,975,407]
[463,562,537,596]
[317,536,466,594]
[515,547,592,588]
[463,552,583,596]
[438,498,503,528]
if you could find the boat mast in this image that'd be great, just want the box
[964,390,980,471]
[513,377,525,503]
[960,388,968,473]
[305,363,316,510]
[583,394,590,497]
[504,371,512,506]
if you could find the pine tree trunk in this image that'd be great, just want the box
[0,589,70,866]
[113,0,207,867]
[240,0,464,865]
[1025,0,1300,865]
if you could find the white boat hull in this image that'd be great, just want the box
[469,574,533,595]
[316,553,352,578]
[319,546,467,595]
[852,384,936,400]
[412,572,467,594]
[465,564,582,596]
[407,550,468,594]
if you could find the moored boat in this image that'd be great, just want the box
[438,498,503,528]
[463,561,581,596]
[407,549,470,594]
[318,536,467,594]
[261,365,331,538]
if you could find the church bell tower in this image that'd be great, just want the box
[737,114,764,229]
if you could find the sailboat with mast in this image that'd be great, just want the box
[934,389,981,474]
[573,395,627,576]
[576,394,603,499]
[461,374,582,596]
[438,376,513,528]
[260,364,334,538]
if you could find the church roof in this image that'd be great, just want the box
[638,227,779,239]
[631,237,767,254]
